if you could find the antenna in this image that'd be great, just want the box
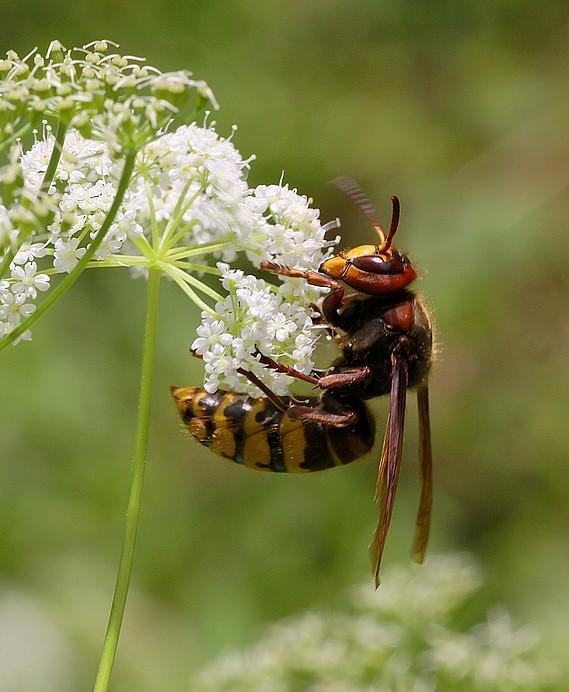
[381,195,400,252]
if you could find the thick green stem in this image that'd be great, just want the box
[93,268,161,692]
[0,152,136,351]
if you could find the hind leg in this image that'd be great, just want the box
[286,405,358,427]
[287,390,361,428]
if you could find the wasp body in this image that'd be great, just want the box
[170,388,375,473]
[172,179,433,586]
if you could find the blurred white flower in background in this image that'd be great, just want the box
[192,554,561,692]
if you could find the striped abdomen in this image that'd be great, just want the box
[171,386,375,473]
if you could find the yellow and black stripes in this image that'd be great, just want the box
[171,386,375,473]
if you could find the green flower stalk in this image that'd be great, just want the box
[93,267,161,692]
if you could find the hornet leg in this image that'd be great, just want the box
[260,261,348,328]
[258,353,372,391]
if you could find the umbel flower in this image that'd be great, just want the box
[0,40,339,692]
[0,43,337,393]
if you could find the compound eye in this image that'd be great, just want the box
[351,255,404,274]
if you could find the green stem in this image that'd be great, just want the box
[163,262,223,302]
[144,180,159,248]
[93,267,161,692]
[164,232,266,261]
[41,120,68,193]
[162,263,218,315]
[171,261,222,275]
[165,238,235,260]
[158,179,192,252]
[0,122,31,153]
[159,184,205,253]
[0,247,13,280]
[164,221,198,250]
[0,152,136,351]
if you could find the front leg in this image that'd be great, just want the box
[260,261,348,329]
[257,352,320,385]
[258,353,372,392]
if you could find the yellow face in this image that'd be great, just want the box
[320,244,378,278]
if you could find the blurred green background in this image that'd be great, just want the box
[1,1,568,689]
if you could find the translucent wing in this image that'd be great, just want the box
[329,176,385,241]
[412,381,433,563]
[369,352,408,587]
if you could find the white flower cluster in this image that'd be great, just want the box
[187,178,337,394]
[192,264,320,395]
[429,609,546,691]
[0,40,218,345]
[132,129,336,395]
[20,129,137,263]
[2,117,335,388]
[1,41,334,386]
[245,183,338,270]
[127,123,254,262]
[129,125,335,396]
[126,122,337,266]
[0,129,135,340]
[193,554,560,692]
[0,40,216,152]
[350,552,484,625]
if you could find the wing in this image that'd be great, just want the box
[369,351,408,587]
[412,381,433,563]
[329,176,385,241]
